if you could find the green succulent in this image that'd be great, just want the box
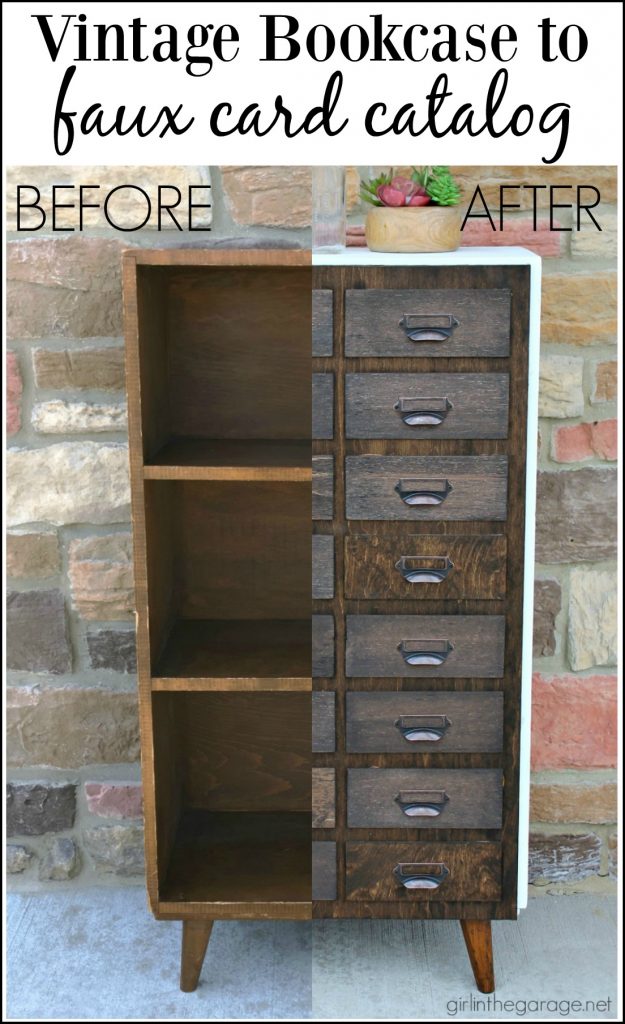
[360,169,393,207]
[413,165,462,206]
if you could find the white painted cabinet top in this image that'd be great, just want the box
[312,245,541,268]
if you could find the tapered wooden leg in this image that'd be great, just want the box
[460,919,495,993]
[180,920,213,992]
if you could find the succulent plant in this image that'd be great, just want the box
[361,166,461,207]
[412,166,462,206]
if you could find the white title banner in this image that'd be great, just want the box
[2,1,622,164]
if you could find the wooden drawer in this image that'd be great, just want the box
[313,290,333,355]
[313,373,334,439]
[347,768,503,829]
[346,614,505,678]
[313,456,333,520]
[346,691,504,753]
[313,614,335,678]
[313,768,335,828]
[346,842,502,901]
[313,842,337,900]
[312,691,335,752]
[345,373,509,439]
[345,288,510,357]
[346,455,508,521]
[313,535,334,599]
[344,534,507,601]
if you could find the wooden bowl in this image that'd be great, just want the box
[365,205,462,253]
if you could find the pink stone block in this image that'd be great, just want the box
[84,782,143,819]
[531,673,617,769]
[552,419,618,463]
[7,351,22,436]
[589,419,618,460]
[461,218,563,256]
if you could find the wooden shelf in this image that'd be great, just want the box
[158,810,311,913]
[144,439,312,481]
[152,619,312,691]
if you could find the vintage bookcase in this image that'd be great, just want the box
[124,245,539,994]
[123,249,313,991]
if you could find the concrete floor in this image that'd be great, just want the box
[6,890,618,1020]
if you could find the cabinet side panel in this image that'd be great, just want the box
[123,255,164,907]
[135,266,171,460]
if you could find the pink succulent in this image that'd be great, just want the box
[377,176,431,207]
[389,176,416,197]
[376,184,407,207]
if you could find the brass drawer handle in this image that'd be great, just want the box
[394,396,452,427]
[399,313,459,342]
[394,790,449,817]
[395,555,454,584]
[394,478,453,506]
[395,714,452,743]
[393,862,450,889]
[397,639,453,666]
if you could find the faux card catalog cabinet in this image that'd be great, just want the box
[312,247,540,994]
[123,250,313,992]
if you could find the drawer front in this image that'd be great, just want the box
[313,691,335,752]
[313,456,333,520]
[346,691,504,753]
[313,768,335,828]
[313,373,334,439]
[346,455,508,521]
[313,842,337,900]
[345,288,510,357]
[313,535,334,599]
[345,533,507,601]
[346,842,502,901]
[346,614,505,678]
[345,373,509,439]
[348,768,503,829]
[313,614,335,678]
[313,290,333,355]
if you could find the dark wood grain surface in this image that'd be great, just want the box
[345,288,511,357]
[169,481,310,621]
[346,373,509,439]
[347,768,503,828]
[346,691,504,753]
[312,842,337,900]
[143,439,312,480]
[166,267,311,440]
[313,692,336,752]
[346,455,509,521]
[313,289,333,356]
[346,614,506,678]
[345,533,507,601]
[160,810,311,906]
[177,692,311,812]
[153,619,311,688]
[313,615,335,678]
[313,456,334,520]
[313,374,334,440]
[312,535,334,599]
[313,768,336,827]
[346,841,501,902]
